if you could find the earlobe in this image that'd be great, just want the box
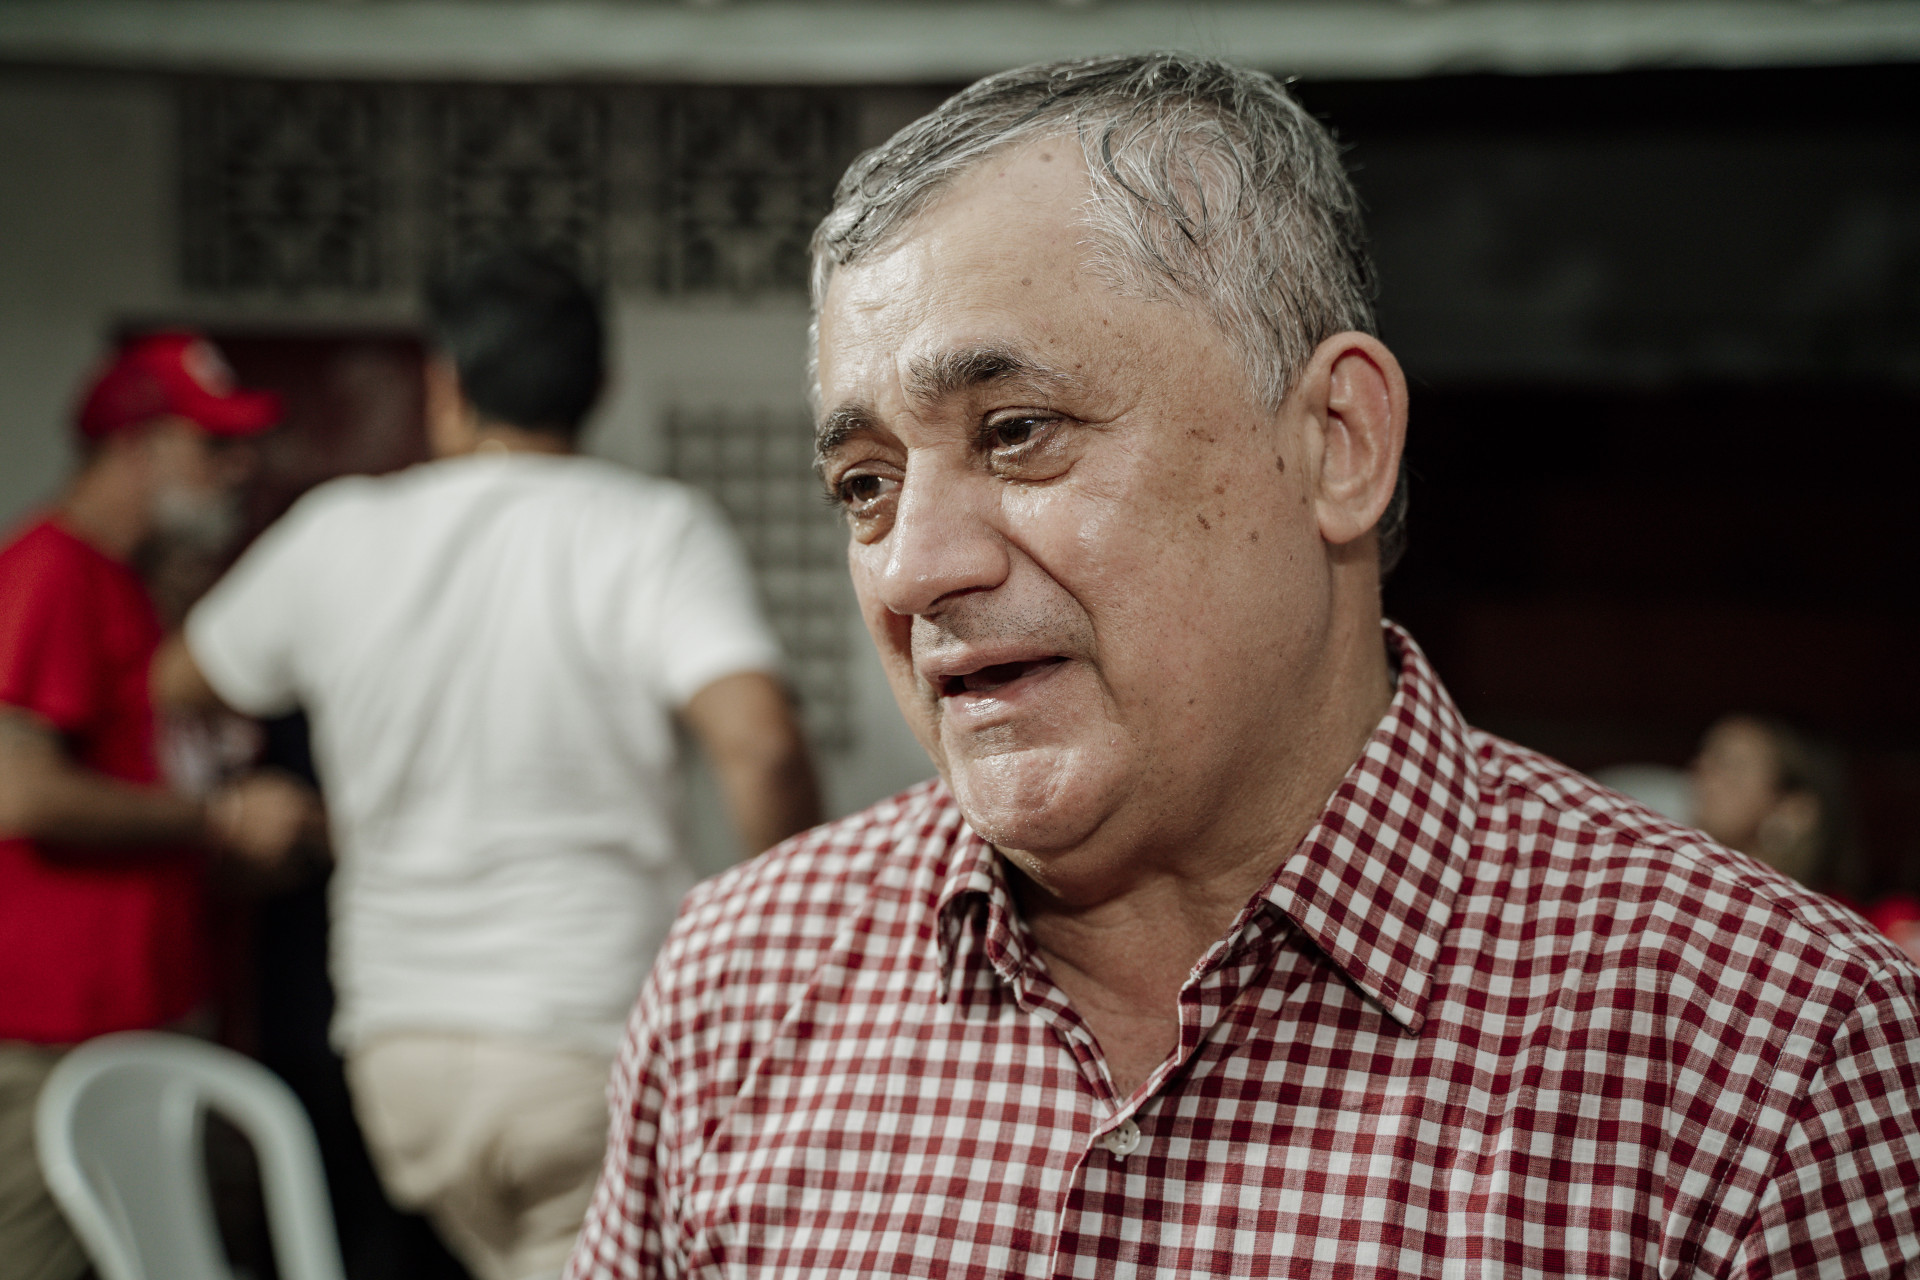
[1309,333,1407,550]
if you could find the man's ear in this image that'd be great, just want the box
[1299,332,1408,550]
[422,355,477,458]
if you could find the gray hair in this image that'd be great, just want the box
[811,52,1408,570]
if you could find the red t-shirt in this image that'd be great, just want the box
[0,516,205,1043]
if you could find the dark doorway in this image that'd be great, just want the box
[1384,382,1920,898]
[1287,63,1920,902]
[212,333,432,540]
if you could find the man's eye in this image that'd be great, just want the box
[988,418,1050,452]
[834,473,886,507]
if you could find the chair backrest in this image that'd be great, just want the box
[34,1031,347,1280]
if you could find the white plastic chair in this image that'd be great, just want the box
[34,1031,347,1280]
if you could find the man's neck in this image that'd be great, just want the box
[1012,600,1396,1099]
[1019,603,1395,922]
[465,423,574,457]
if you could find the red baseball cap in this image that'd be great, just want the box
[75,331,281,441]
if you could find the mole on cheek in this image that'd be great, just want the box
[1275,454,1286,472]
[1197,513,1211,531]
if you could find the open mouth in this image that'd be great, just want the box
[940,657,1067,697]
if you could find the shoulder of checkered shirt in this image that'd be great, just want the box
[653,732,1918,1046]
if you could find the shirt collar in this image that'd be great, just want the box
[1258,623,1475,1034]
[933,622,1477,1032]
[933,824,1016,997]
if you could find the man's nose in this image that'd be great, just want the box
[874,464,1009,618]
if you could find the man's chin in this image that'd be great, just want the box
[945,747,1115,857]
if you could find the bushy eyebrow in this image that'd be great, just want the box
[815,343,1077,465]
[815,406,876,467]
[904,344,1073,403]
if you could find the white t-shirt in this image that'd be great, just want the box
[188,453,782,1055]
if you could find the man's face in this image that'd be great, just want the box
[143,416,254,548]
[816,141,1343,894]
[1690,718,1785,850]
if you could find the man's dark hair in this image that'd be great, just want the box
[426,248,604,437]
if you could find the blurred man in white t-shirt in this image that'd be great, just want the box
[154,250,822,1280]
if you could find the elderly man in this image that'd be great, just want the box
[569,55,1920,1279]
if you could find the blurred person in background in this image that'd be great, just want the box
[1604,718,1920,966]
[1690,714,1852,894]
[1689,716,1920,964]
[154,249,823,1280]
[0,332,321,1280]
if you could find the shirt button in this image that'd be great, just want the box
[1100,1118,1142,1159]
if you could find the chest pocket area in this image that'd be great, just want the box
[1250,1088,1453,1250]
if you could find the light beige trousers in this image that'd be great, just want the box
[0,1041,88,1280]
[346,1031,612,1280]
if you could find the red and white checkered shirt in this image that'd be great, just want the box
[569,626,1920,1278]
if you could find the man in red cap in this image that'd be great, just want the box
[0,331,320,1280]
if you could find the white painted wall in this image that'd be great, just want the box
[0,68,933,873]
[0,68,174,527]
[8,0,1920,83]
[586,298,934,870]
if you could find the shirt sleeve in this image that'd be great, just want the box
[643,492,784,709]
[1729,962,1920,1277]
[566,979,673,1280]
[185,496,325,717]
[0,546,105,733]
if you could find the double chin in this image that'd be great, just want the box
[945,739,1122,857]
